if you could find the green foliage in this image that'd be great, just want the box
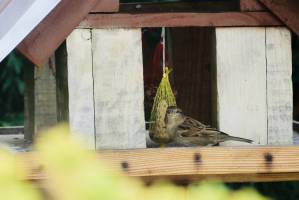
[0,51,30,126]
[0,124,270,200]
[0,113,24,126]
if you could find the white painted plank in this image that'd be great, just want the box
[92,29,146,149]
[216,27,267,145]
[0,0,61,62]
[67,29,95,149]
[266,27,293,145]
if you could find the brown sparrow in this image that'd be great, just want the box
[165,106,253,146]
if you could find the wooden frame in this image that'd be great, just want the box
[14,0,298,183]
[79,12,282,28]
[21,146,299,182]
[11,0,299,66]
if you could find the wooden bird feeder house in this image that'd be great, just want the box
[3,0,299,182]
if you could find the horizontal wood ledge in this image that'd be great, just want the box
[79,12,282,28]
[20,146,299,182]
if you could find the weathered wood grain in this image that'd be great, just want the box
[259,0,299,36]
[79,12,282,29]
[24,65,35,141]
[266,27,293,145]
[169,28,215,125]
[66,29,95,149]
[240,0,265,11]
[91,0,119,13]
[119,1,239,13]
[92,29,146,149]
[34,57,58,134]
[20,146,299,182]
[55,42,69,123]
[18,0,99,66]
[0,127,24,135]
[216,28,267,145]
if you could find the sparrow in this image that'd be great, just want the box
[165,106,253,146]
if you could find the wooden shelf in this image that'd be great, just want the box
[20,146,299,182]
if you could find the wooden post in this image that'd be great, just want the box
[34,56,58,134]
[55,42,69,123]
[24,65,35,141]
[92,29,146,149]
[216,27,293,145]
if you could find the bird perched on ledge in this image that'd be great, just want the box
[165,106,253,146]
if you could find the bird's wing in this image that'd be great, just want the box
[178,117,227,138]
[178,117,206,137]
[179,128,225,139]
[180,117,206,129]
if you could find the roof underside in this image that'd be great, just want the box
[0,0,61,63]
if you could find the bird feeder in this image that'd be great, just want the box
[6,0,299,182]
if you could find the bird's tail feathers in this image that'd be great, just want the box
[226,135,253,143]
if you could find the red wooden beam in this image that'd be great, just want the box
[78,12,282,29]
[17,0,119,67]
[258,0,299,36]
[240,0,266,11]
[91,0,119,13]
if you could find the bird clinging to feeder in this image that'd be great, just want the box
[165,106,253,146]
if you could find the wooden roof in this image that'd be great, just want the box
[1,0,299,66]
[0,0,61,62]
[18,0,119,66]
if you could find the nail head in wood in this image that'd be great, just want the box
[264,153,273,164]
[194,153,201,164]
[121,161,129,171]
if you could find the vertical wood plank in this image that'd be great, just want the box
[216,28,267,145]
[169,28,215,125]
[92,29,146,149]
[66,29,95,149]
[266,27,293,145]
[24,65,35,141]
[55,42,69,123]
[34,57,58,134]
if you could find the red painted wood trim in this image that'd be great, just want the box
[91,0,119,13]
[79,12,282,29]
[258,0,299,36]
[17,0,99,66]
[240,0,266,11]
